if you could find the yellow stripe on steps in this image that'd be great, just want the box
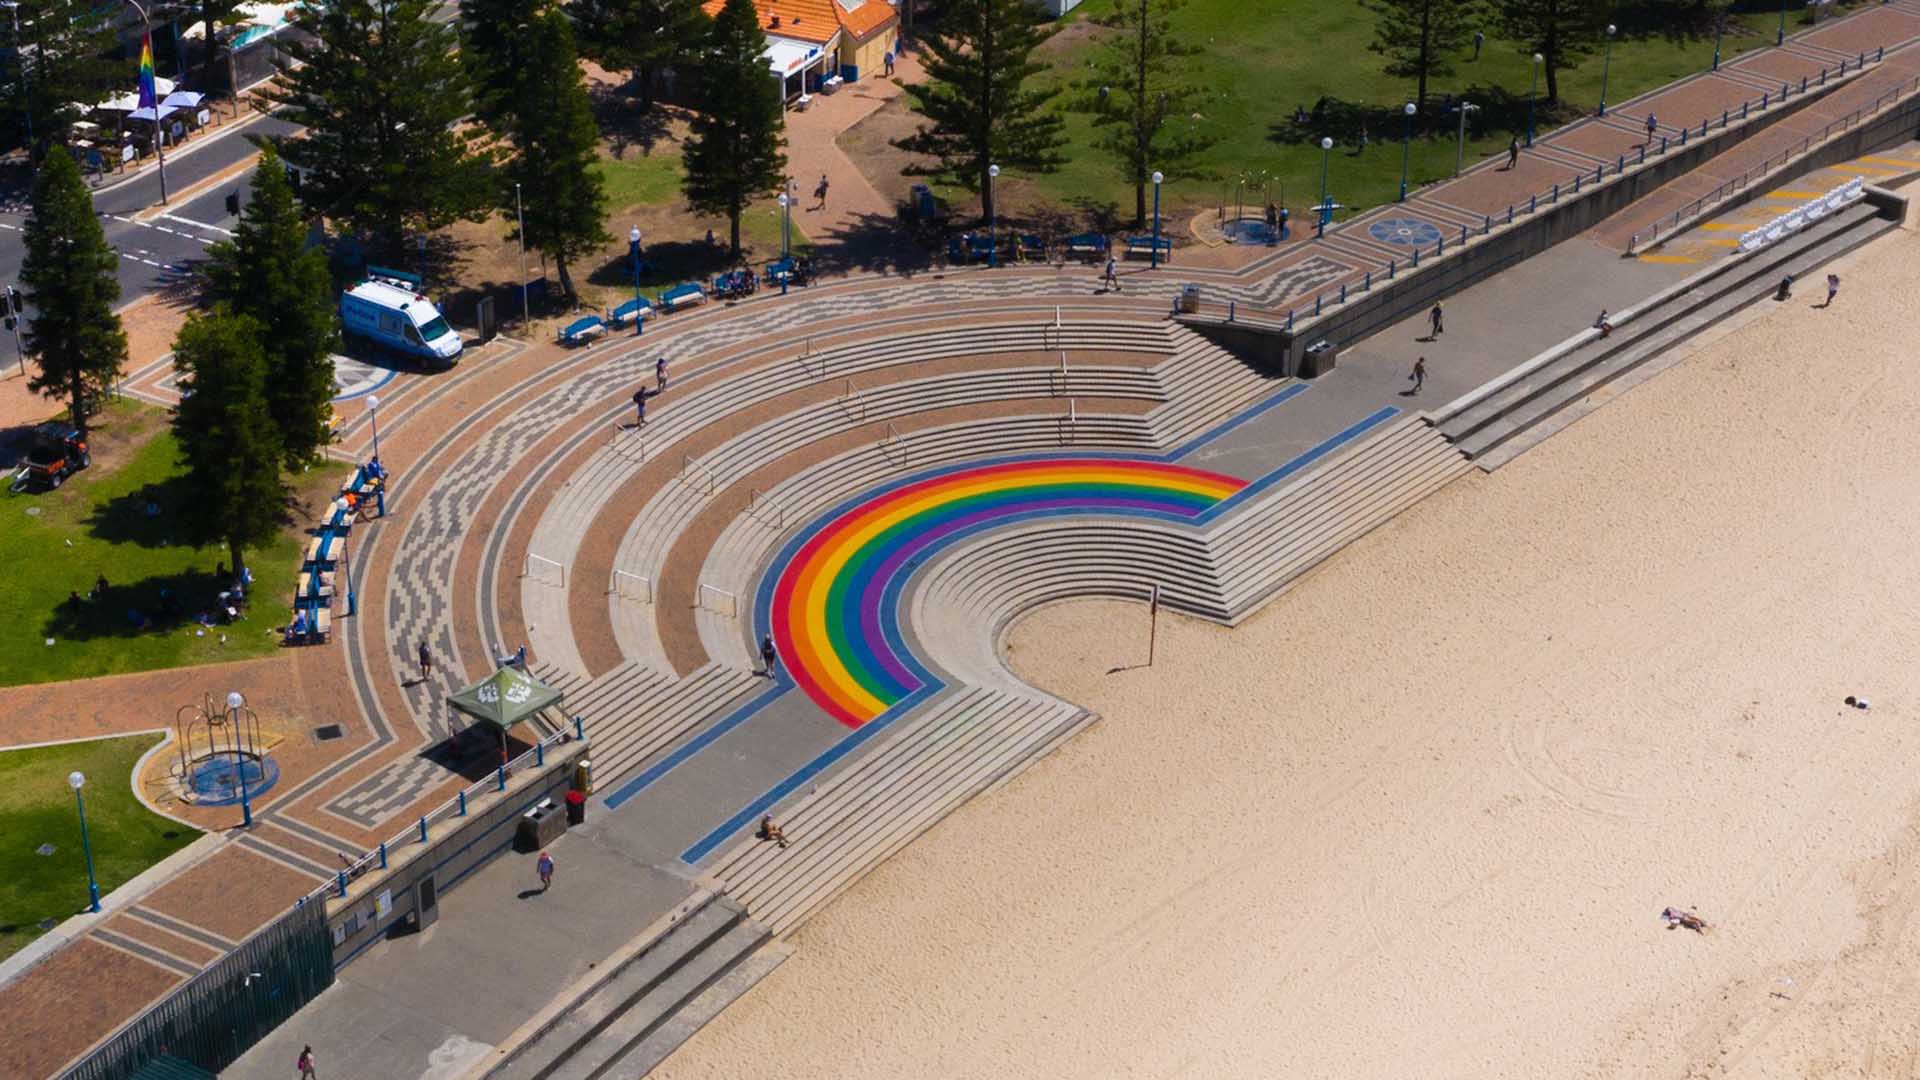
[1636,253,1700,263]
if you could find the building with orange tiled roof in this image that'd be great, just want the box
[701,0,901,106]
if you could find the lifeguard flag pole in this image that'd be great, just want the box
[138,32,169,204]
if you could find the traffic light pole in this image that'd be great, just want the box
[6,286,23,377]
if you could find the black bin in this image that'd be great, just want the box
[514,800,566,851]
[1300,339,1340,378]
[565,789,586,826]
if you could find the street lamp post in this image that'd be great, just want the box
[1598,24,1618,116]
[1454,101,1479,176]
[628,226,643,337]
[1399,103,1416,200]
[1778,0,1790,44]
[226,691,252,829]
[986,164,1000,268]
[1150,171,1164,269]
[1713,11,1725,69]
[778,192,791,258]
[1526,53,1543,146]
[69,771,101,913]
[1316,137,1333,237]
[365,394,380,461]
[123,0,168,205]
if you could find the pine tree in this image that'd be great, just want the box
[1077,0,1217,227]
[682,0,786,257]
[1364,0,1482,111]
[895,0,1065,226]
[203,145,341,469]
[461,0,545,129]
[502,11,609,302]
[0,0,122,156]
[566,0,705,111]
[267,0,495,262]
[21,151,126,436]
[1493,0,1608,104]
[170,312,285,583]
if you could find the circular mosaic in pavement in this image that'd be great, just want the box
[1368,217,1443,248]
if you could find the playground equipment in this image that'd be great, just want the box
[172,692,278,813]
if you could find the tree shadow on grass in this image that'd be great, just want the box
[39,565,244,645]
[1267,88,1559,151]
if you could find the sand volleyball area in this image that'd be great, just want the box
[657,222,1920,1079]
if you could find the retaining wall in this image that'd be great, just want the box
[320,740,588,970]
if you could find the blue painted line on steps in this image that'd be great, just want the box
[601,680,789,812]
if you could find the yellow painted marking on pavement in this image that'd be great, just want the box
[1832,164,1899,175]
[1860,155,1920,167]
[1703,238,1741,247]
[1636,253,1700,264]
[1699,222,1749,230]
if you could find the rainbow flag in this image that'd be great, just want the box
[136,33,157,111]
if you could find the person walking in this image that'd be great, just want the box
[298,1046,318,1080]
[1506,138,1520,169]
[655,355,668,392]
[1409,356,1427,394]
[760,634,778,677]
[1645,113,1658,142]
[417,641,432,680]
[536,850,554,891]
[813,174,829,211]
[1102,256,1121,292]
[1473,29,1484,60]
[632,388,647,427]
[883,49,895,76]
[1824,273,1840,307]
[1429,301,1444,337]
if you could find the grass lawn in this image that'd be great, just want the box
[982,0,1854,221]
[0,402,322,688]
[0,733,201,963]
[593,150,686,208]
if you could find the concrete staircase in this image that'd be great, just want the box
[580,662,765,792]
[703,686,1092,935]
[485,893,780,1080]
[1438,199,1898,468]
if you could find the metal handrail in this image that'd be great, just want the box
[679,454,718,495]
[748,487,786,528]
[839,378,867,423]
[696,582,739,617]
[523,553,565,588]
[610,569,652,601]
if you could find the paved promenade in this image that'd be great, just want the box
[9,5,1920,1075]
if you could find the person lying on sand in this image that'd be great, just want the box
[1661,907,1709,933]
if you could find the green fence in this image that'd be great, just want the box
[58,898,334,1080]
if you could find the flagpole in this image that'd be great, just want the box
[124,2,168,205]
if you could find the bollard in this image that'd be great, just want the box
[1229,300,1236,321]
[1680,128,1688,145]
[1661,135,1669,153]
[1878,46,1884,61]
[1412,247,1420,267]
[378,842,388,869]
[1638,145,1646,165]
[1820,68,1827,86]
[458,790,467,816]
[1483,214,1491,233]
[1552,183,1560,202]
[337,871,348,898]
[1762,92,1769,109]
[1616,155,1623,174]
[1574,174,1582,193]
[1363,271,1371,291]
[1700,120,1707,137]
[1742,101,1749,120]
[1286,309,1295,331]
[1529,195,1537,213]
[1722,109,1728,126]
[574,715,585,741]
[1389,259,1397,279]
[1436,235,1444,256]
[536,741,545,767]
[1339,283,1347,304]
[1460,225,1468,245]
[418,815,428,843]
[1314,293,1323,316]
[1506,206,1514,224]
[497,765,507,790]
[1801,76,1808,93]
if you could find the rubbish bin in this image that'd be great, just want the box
[1178,284,1201,314]
[574,758,593,795]
[911,183,935,220]
[1300,339,1340,378]
[565,789,586,826]
[514,798,566,851]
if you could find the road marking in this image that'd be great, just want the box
[1636,253,1699,264]
[163,213,233,236]
[1768,190,1821,199]
[1703,237,1741,247]
[1858,155,1920,168]
[1832,163,1899,176]
[1698,222,1749,230]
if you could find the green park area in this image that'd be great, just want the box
[1007,0,1811,221]
[0,403,317,688]
[0,733,201,963]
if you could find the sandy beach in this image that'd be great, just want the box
[656,221,1920,1080]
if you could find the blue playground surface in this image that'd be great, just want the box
[1369,217,1443,247]
[187,753,280,806]
[1223,218,1280,244]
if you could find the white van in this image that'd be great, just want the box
[340,271,463,365]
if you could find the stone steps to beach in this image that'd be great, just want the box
[1148,326,1289,448]
[583,662,766,792]
[706,686,1092,936]
[485,892,775,1080]
[1438,200,1897,466]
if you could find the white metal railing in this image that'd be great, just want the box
[610,569,652,602]
[697,582,738,618]
[839,378,868,423]
[879,421,906,461]
[1049,351,1068,396]
[523,553,565,588]
[608,423,645,462]
[748,487,786,529]
[796,337,825,380]
[1059,399,1078,445]
[680,454,718,495]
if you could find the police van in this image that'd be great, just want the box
[340,268,463,365]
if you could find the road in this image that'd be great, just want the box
[0,112,298,314]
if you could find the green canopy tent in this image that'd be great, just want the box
[446,666,564,763]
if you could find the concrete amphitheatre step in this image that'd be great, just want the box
[1438,200,1898,468]
[705,685,1092,936]
[1210,416,1472,620]
[485,893,777,1080]
[583,662,765,792]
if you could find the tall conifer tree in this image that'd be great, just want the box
[682,0,786,257]
[21,151,125,435]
